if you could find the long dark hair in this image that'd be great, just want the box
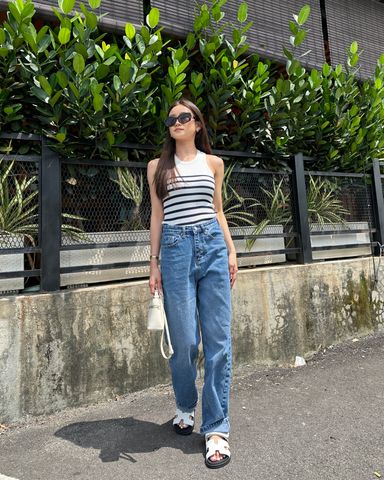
[153,98,212,200]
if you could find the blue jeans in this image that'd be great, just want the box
[160,218,232,435]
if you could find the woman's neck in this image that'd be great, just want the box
[175,143,198,163]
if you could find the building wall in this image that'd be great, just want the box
[1,257,384,423]
[2,0,384,75]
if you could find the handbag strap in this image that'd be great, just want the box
[159,298,174,360]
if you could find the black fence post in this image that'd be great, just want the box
[292,153,312,264]
[40,139,61,291]
[371,159,384,252]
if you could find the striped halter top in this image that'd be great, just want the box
[162,150,216,226]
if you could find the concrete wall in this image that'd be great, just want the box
[1,258,384,423]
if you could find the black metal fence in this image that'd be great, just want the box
[1,133,383,294]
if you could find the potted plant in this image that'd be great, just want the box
[223,166,287,267]
[241,177,290,266]
[307,176,370,260]
[0,158,37,292]
[245,174,368,262]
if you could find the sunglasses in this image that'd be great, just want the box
[164,112,196,127]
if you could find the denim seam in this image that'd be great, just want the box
[200,417,230,433]
[220,348,232,412]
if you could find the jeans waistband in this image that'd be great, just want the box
[162,217,218,234]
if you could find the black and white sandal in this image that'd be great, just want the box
[205,433,231,469]
[173,408,195,435]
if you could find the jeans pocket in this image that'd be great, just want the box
[161,233,184,248]
[205,225,223,240]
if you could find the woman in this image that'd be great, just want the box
[147,98,237,469]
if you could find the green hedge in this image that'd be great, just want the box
[1,0,384,171]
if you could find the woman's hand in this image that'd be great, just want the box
[228,251,238,288]
[149,262,162,295]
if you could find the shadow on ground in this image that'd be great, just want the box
[54,417,202,463]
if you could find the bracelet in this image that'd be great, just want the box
[150,255,159,260]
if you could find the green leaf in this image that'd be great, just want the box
[88,0,101,8]
[75,42,88,58]
[31,86,49,103]
[136,34,145,54]
[232,28,241,46]
[38,75,52,95]
[125,23,136,40]
[283,46,293,60]
[289,21,299,35]
[106,130,115,145]
[119,63,131,83]
[8,3,21,22]
[113,75,121,91]
[297,5,310,26]
[95,64,110,80]
[140,25,150,44]
[350,52,359,67]
[73,53,85,74]
[58,0,76,14]
[56,132,66,143]
[0,48,8,58]
[69,82,80,99]
[95,44,104,59]
[58,20,71,44]
[93,93,103,111]
[86,11,98,29]
[375,77,382,89]
[49,90,62,107]
[186,32,195,50]
[56,71,68,88]
[0,28,5,44]
[37,34,52,53]
[322,63,331,77]
[147,7,160,29]
[237,2,248,23]
[350,41,358,54]
[104,56,116,66]
[294,30,307,47]
[21,24,37,53]
[211,4,222,22]
[178,59,189,74]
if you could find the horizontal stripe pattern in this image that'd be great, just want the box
[163,151,216,226]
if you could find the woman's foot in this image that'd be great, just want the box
[205,434,231,468]
[173,408,195,435]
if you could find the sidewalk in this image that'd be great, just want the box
[0,332,383,480]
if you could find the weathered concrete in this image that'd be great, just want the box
[1,257,383,423]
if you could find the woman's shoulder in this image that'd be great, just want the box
[206,154,224,174]
[147,158,160,171]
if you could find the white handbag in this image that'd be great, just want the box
[147,290,174,359]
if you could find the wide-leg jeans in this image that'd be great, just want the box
[160,218,232,435]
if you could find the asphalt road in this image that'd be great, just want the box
[0,332,384,480]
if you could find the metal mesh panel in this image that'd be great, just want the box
[305,173,373,259]
[0,158,39,249]
[0,157,39,293]
[225,167,295,266]
[61,162,150,244]
[60,161,150,285]
[325,0,384,78]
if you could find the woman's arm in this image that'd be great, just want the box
[147,159,164,294]
[208,155,238,288]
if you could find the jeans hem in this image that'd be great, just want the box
[176,402,198,413]
[200,417,230,435]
